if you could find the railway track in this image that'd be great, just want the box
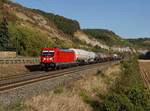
[0,61,117,92]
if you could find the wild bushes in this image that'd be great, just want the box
[101,57,150,111]
[81,57,150,111]
[102,88,150,111]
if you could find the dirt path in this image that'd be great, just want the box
[139,60,150,89]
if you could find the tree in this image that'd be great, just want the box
[0,17,13,51]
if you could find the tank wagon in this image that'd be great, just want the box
[69,48,96,63]
[40,47,121,70]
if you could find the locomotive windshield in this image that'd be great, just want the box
[42,51,54,57]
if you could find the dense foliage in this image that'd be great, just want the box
[33,9,80,35]
[82,29,131,46]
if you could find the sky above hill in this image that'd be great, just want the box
[13,0,150,38]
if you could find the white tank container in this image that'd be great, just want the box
[69,48,96,62]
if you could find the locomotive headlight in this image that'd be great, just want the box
[43,58,46,60]
[50,58,53,60]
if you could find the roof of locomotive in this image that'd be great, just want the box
[41,47,57,50]
[41,48,74,52]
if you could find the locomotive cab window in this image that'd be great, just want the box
[42,51,54,57]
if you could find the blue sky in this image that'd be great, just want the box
[13,0,150,38]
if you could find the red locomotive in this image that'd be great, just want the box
[40,48,76,69]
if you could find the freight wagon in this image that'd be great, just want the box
[69,48,96,63]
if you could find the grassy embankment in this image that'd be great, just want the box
[0,58,149,111]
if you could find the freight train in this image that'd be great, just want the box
[40,48,121,70]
